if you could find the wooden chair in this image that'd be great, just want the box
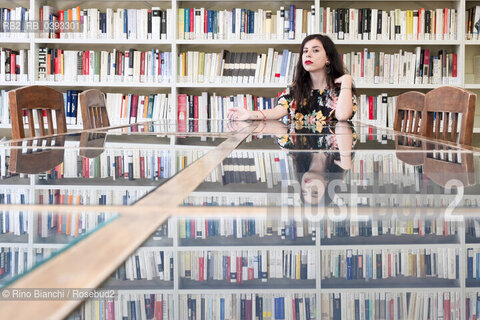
[9,85,67,140]
[9,136,65,174]
[79,132,107,159]
[422,86,476,145]
[393,91,425,134]
[79,89,110,129]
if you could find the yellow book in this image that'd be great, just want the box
[407,220,414,234]
[143,95,149,119]
[178,9,185,39]
[179,218,186,238]
[296,251,301,279]
[198,52,205,81]
[182,52,187,77]
[184,252,191,278]
[406,10,413,40]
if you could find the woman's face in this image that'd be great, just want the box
[302,39,329,73]
[301,171,327,205]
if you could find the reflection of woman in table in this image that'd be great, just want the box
[282,121,355,206]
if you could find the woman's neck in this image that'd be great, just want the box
[308,153,327,172]
[309,70,328,90]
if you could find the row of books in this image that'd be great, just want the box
[350,153,424,188]
[80,294,174,320]
[466,293,480,320]
[354,93,395,129]
[466,219,480,238]
[178,218,315,241]
[466,247,480,280]
[321,291,461,320]
[178,49,299,85]
[0,48,28,82]
[321,248,459,281]
[319,218,459,239]
[112,248,174,282]
[182,194,290,207]
[0,209,27,236]
[39,6,172,40]
[37,48,173,83]
[105,93,173,126]
[319,8,457,41]
[179,293,316,320]
[62,149,175,180]
[180,249,316,282]
[466,6,480,40]
[177,93,278,126]
[0,7,30,38]
[178,6,315,41]
[36,210,117,239]
[0,247,28,280]
[344,48,458,86]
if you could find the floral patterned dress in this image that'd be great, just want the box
[277,86,358,132]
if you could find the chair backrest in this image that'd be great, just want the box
[422,86,476,145]
[393,91,425,134]
[9,86,67,140]
[79,89,110,129]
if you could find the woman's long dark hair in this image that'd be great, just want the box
[292,34,355,115]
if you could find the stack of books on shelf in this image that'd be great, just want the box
[177,48,298,85]
[178,5,315,41]
[179,249,316,283]
[0,48,29,83]
[321,291,461,319]
[179,293,316,320]
[319,7,457,41]
[466,6,480,40]
[37,48,172,84]
[39,6,172,40]
[321,248,459,281]
[0,7,30,38]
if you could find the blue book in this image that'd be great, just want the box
[123,9,128,37]
[477,252,480,280]
[346,249,353,280]
[207,10,213,36]
[220,298,225,320]
[468,248,473,279]
[232,9,236,34]
[184,9,189,35]
[289,5,295,39]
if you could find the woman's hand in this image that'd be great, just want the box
[334,74,353,88]
[227,107,251,121]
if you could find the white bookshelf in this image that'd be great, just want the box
[0,0,479,132]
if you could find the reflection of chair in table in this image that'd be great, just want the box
[9,136,65,174]
[79,132,107,159]
[394,135,425,166]
[423,149,476,188]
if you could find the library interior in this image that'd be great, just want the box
[1,0,480,319]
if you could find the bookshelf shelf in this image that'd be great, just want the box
[321,278,460,289]
[176,40,303,45]
[176,83,288,88]
[333,40,462,45]
[33,39,173,45]
[34,82,172,89]
[0,38,31,44]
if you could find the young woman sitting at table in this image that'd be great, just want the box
[227,34,357,124]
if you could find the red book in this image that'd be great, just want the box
[204,9,208,34]
[443,8,448,36]
[360,50,365,78]
[106,301,114,320]
[418,9,424,38]
[226,256,231,281]
[10,53,15,78]
[388,253,391,277]
[236,256,242,283]
[292,297,297,320]
[444,293,450,320]
[157,156,162,178]
[193,95,199,120]
[190,9,194,33]
[118,52,123,77]
[452,53,457,77]
[199,255,204,281]
[423,49,430,78]
[245,298,252,320]
[140,156,145,178]
[157,51,161,78]
[248,265,254,280]
[130,94,139,123]
[390,298,394,320]
[154,295,163,320]
[368,96,374,120]
[85,50,89,75]
[140,52,146,80]
[177,94,187,132]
